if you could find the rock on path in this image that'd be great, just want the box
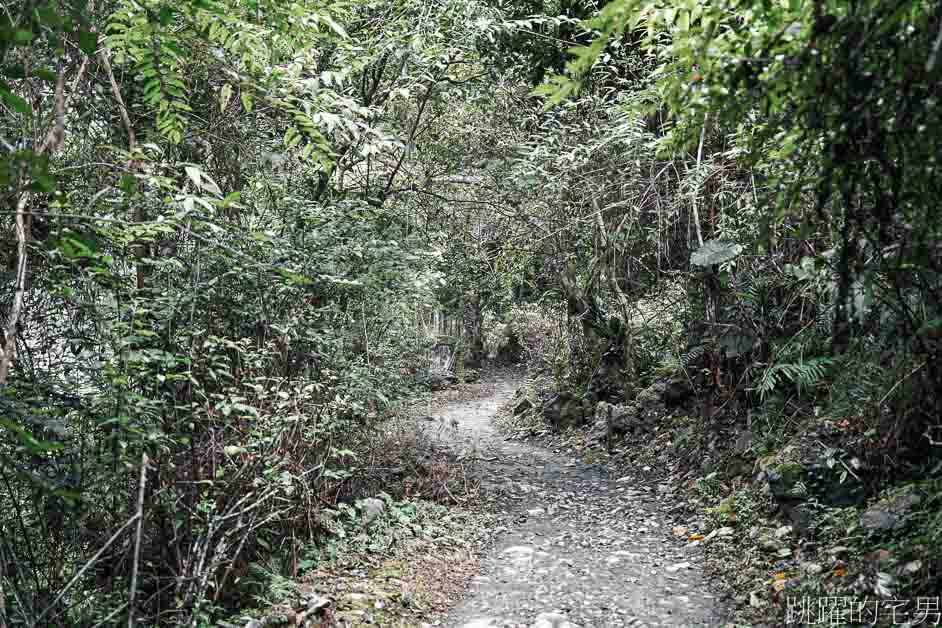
[422,379,721,628]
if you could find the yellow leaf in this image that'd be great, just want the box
[688,534,705,541]
[773,572,787,581]
[219,83,232,112]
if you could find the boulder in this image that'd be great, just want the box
[805,462,867,506]
[785,503,816,532]
[586,417,607,446]
[542,393,589,430]
[600,402,637,433]
[860,487,925,532]
[758,462,812,530]
[760,459,867,508]
[733,430,753,456]
[860,508,898,532]
[663,374,695,407]
[358,497,386,527]
[426,373,457,391]
[586,402,640,445]
[633,381,669,430]
[635,380,666,408]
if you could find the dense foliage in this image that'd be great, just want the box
[2,0,941,624]
[536,0,942,454]
[1,0,501,624]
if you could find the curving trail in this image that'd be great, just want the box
[423,378,721,628]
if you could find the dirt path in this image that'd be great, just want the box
[421,378,722,628]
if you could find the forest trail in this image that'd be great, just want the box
[423,378,721,628]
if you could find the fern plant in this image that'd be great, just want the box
[756,355,834,401]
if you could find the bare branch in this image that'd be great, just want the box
[927,16,942,72]
[690,113,708,249]
[36,515,140,625]
[0,49,90,383]
[383,83,436,198]
[128,454,148,628]
[0,186,28,385]
[97,45,136,151]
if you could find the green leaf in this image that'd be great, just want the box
[321,15,348,38]
[0,417,64,453]
[184,165,202,190]
[192,0,225,13]
[690,240,743,267]
[77,30,98,55]
[0,83,29,114]
[13,29,35,44]
[219,83,232,112]
[276,268,312,285]
[158,6,176,25]
[240,90,253,112]
[1,64,25,79]
[33,67,57,82]
[119,174,137,194]
[36,6,62,27]
[31,172,57,193]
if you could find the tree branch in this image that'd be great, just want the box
[0,190,28,385]
[127,454,148,628]
[690,113,708,249]
[382,83,436,198]
[35,515,140,625]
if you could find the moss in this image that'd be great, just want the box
[776,460,804,472]
[708,489,762,528]
[774,461,806,482]
[713,494,737,519]
[756,453,778,471]
[756,444,803,472]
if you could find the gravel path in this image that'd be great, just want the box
[423,378,722,628]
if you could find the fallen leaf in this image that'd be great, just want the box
[866,549,891,563]
[773,572,787,581]
[833,567,846,577]
[688,534,705,541]
[903,560,922,574]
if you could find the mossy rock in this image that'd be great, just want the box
[713,494,738,520]
[764,461,808,500]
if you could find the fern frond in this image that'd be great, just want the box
[755,356,834,400]
[680,344,705,369]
